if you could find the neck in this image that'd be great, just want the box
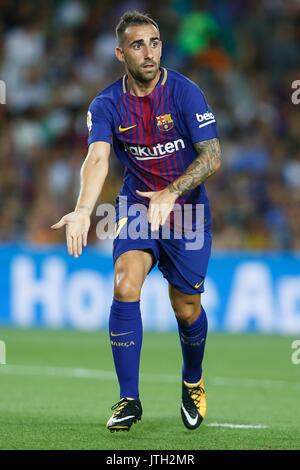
[127,69,161,97]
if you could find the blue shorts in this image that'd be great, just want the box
[113,196,212,295]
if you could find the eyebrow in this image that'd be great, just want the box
[129,37,160,46]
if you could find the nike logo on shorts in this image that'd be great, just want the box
[194,280,204,289]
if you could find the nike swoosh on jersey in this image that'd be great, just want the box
[194,280,204,289]
[118,124,137,132]
[181,404,199,427]
[110,331,134,337]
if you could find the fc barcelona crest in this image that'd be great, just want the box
[156,114,174,132]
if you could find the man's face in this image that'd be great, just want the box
[116,24,162,83]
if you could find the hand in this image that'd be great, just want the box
[51,209,91,258]
[136,187,178,232]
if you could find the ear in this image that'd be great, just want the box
[115,47,124,63]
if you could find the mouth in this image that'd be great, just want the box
[142,63,155,70]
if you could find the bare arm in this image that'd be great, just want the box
[75,141,111,215]
[51,141,111,257]
[168,137,221,196]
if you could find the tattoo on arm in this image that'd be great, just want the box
[168,138,221,196]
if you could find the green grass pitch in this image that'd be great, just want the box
[0,327,299,450]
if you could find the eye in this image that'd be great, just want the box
[133,43,141,50]
[151,40,160,48]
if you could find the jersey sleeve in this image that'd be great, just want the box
[181,81,219,143]
[87,97,113,145]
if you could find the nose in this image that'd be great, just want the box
[144,44,154,60]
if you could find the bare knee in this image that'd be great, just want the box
[114,272,141,301]
[169,284,201,326]
[173,301,201,326]
[113,251,152,302]
[169,287,201,326]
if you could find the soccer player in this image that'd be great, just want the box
[52,11,221,432]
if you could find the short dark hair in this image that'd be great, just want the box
[116,10,159,45]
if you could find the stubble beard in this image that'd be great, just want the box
[126,62,160,84]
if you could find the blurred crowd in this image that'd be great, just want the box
[0,0,300,250]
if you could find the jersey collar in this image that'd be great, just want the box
[122,67,168,95]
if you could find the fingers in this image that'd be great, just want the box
[72,236,78,258]
[136,190,173,230]
[51,218,66,229]
[136,190,155,198]
[136,190,159,229]
[74,235,85,258]
[54,212,90,258]
[67,233,85,258]
[149,203,161,232]
[66,232,73,256]
[77,236,82,257]
[148,203,172,231]
[66,228,80,258]
[82,231,88,247]
[160,209,170,227]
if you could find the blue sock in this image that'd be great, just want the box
[109,298,143,399]
[177,307,208,383]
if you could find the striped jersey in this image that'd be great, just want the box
[87,67,218,208]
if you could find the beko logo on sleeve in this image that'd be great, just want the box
[196,112,216,128]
